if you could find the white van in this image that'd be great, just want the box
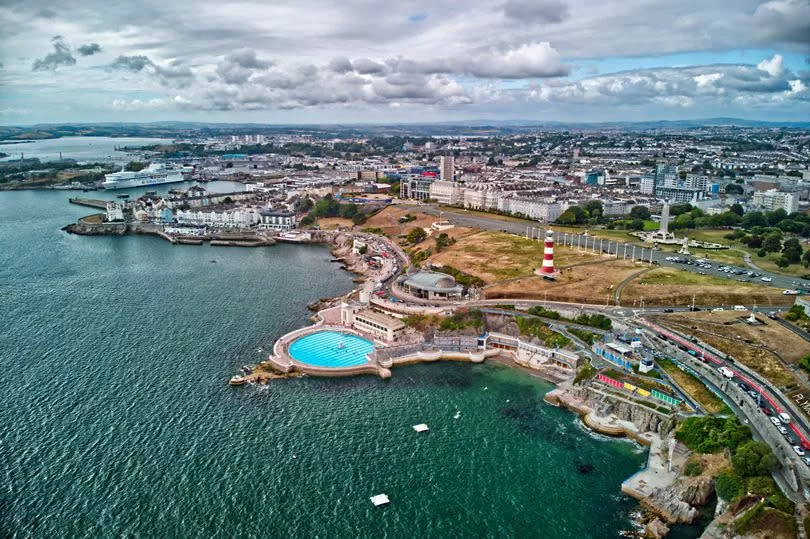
[733,305,746,311]
[779,413,791,425]
[719,366,734,379]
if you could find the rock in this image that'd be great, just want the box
[679,476,714,507]
[645,518,670,539]
[644,484,699,524]
[577,463,595,474]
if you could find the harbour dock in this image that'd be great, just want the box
[69,197,108,209]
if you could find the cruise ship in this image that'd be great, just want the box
[101,163,189,190]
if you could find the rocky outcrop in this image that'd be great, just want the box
[645,518,670,539]
[643,475,714,526]
[565,384,678,438]
[62,221,128,236]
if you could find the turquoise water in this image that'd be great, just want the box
[0,186,669,538]
[289,331,373,367]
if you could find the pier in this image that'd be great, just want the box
[69,197,108,209]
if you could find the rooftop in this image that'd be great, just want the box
[399,271,465,293]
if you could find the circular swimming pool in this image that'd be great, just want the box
[288,330,374,368]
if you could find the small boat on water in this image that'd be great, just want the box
[117,194,130,199]
[229,376,247,386]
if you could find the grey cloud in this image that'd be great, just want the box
[111,54,194,87]
[32,39,76,71]
[328,56,354,74]
[528,58,805,107]
[111,55,152,71]
[751,0,810,46]
[352,58,386,75]
[37,8,56,18]
[216,49,271,84]
[77,43,102,56]
[502,0,569,23]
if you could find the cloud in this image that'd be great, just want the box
[111,55,152,71]
[32,38,76,71]
[215,49,272,84]
[501,0,569,23]
[77,43,102,56]
[110,54,194,87]
[527,56,800,108]
[751,0,810,46]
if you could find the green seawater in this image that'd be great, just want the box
[2,188,660,538]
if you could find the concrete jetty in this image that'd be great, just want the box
[68,197,108,209]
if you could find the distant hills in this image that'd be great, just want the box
[1,117,808,141]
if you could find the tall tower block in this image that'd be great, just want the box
[539,230,555,274]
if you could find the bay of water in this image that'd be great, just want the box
[0,136,173,163]
[1,186,654,538]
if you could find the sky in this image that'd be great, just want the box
[0,0,808,125]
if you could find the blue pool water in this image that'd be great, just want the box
[288,331,374,367]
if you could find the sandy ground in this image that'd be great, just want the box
[316,217,354,230]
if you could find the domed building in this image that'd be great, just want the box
[396,271,465,300]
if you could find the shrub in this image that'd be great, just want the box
[676,416,751,453]
[574,363,597,385]
[732,440,779,477]
[683,458,703,477]
[715,470,744,501]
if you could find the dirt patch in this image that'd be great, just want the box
[658,359,727,414]
[654,311,810,363]
[485,259,643,303]
[316,217,354,230]
[651,313,798,388]
[422,230,609,283]
[363,206,436,238]
[621,267,790,307]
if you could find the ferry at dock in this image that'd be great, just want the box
[101,163,189,190]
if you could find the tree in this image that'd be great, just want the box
[725,183,744,195]
[125,161,147,172]
[803,250,810,268]
[406,227,427,244]
[729,203,744,216]
[556,209,578,225]
[762,233,783,253]
[732,440,779,477]
[358,245,368,255]
[435,232,451,251]
[583,200,603,218]
[782,237,803,263]
[629,205,651,220]
[742,211,767,228]
[766,209,788,227]
[776,256,791,268]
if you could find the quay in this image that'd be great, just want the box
[69,197,108,209]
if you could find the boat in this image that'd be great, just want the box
[229,376,247,386]
[116,194,130,199]
[101,163,186,190]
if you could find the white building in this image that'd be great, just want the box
[341,303,406,342]
[176,207,262,228]
[105,202,124,222]
[440,155,455,181]
[428,180,463,205]
[259,209,296,231]
[752,190,798,213]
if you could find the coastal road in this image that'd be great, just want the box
[402,203,807,295]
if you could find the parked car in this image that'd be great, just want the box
[771,416,782,426]
[738,382,751,392]
[778,426,789,435]
[779,412,792,424]
[794,446,806,457]
[802,456,810,466]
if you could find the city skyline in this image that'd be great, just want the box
[0,0,808,124]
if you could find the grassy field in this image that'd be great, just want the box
[426,230,608,283]
[657,358,728,414]
[315,217,354,230]
[485,259,645,303]
[675,228,810,277]
[621,267,791,307]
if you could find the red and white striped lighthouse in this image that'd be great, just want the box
[539,230,555,274]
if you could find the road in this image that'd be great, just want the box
[403,203,808,294]
[641,319,810,449]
